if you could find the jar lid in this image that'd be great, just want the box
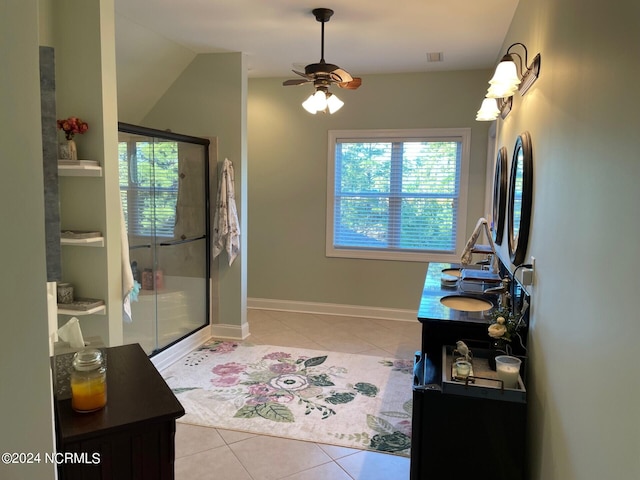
[72,349,104,371]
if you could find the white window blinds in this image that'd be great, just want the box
[327,129,470,262]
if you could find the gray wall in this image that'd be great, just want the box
[247,70,492,310]
[494,0,640,478]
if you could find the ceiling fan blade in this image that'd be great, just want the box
[338,77,362,90]
[292,69,311,79]
[330,68,353,84]
[283,78,311,86]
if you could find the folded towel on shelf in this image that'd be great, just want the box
[212,158,240,266]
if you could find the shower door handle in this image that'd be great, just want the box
[129,244,152,250]
[159,235,206,246]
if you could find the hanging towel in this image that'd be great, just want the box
[460,217,498,272]
[174,154,205,239]
[120,194,135,323]
[212,158,240,266]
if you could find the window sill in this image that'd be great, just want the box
[326,247,462,263]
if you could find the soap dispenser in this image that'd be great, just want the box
[499,278,511,309]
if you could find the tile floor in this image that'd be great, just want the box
[172,308,422,480]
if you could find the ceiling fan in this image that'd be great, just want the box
[283,8,361,113]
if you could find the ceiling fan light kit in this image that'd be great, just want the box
[283,8,361,114]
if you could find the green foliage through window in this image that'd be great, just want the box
[118,140,179,237]
[328,129,469,260]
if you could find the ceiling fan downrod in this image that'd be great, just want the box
[312,8,333,63]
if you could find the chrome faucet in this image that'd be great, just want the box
[484,278,511,308]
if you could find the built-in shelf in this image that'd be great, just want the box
[60,237,104,247]
[58,164,103,177]
[58,305,106,316]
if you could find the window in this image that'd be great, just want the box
[326,128,470,262]
[118,140,179,238]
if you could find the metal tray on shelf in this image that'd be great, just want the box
[441,345,526,403]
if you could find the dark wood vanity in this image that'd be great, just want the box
[52,343,184,479]
[410,262,528,480]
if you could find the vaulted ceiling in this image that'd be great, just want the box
[114,0,519,121]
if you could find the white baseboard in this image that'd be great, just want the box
[151,326,212,371]
[152,299,415,371]
[248,297,417,322]
[211,322,251,340]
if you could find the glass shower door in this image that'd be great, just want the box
[118,124,210,355]
[156,141,208,351]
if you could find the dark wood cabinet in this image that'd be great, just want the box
[53,344,185,479]
[411,263,528,480]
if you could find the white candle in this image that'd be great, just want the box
[495,355,521,389]
[456,361,471,379]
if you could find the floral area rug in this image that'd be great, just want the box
[162,340,414,457]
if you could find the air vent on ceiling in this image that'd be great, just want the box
[426,52,444,62]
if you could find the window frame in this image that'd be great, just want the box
[326,128,471,263]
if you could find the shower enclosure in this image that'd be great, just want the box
[118,123,210,356]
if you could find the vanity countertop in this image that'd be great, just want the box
[417,262,497,324]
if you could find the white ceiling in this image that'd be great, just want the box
[114,0,520,78]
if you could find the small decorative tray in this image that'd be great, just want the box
[460,269,501,283]
[441,346,526,403]
[57,298,105,311]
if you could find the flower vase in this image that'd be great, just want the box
[68,139,77,160]
[488,339,507,371]
[58,139,77,161]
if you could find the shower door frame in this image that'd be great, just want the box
[118,122,211,357]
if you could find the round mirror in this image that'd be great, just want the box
[508,132,533,265]
[492,147,508,245]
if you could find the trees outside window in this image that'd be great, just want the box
[327,129,470,262]
[118,141,179,238]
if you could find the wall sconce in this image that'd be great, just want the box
[476,42,540,121]
[302,87,344,114]
[486,42,541,98]
[475,96,512,121]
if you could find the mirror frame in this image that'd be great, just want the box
[508,131,533,265]
[492,146,508,245]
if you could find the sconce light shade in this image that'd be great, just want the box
[302,89,343,114]
[486,82,519,99]
[476,98,500,121]
[486,55,521,98]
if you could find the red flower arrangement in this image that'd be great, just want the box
[57,117,89,141]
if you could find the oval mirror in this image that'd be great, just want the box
[492,147,508,245]
[508,132,533,265]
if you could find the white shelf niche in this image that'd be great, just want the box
[60,237,104,247]
[57,305,106,316]
[58,163,103,177]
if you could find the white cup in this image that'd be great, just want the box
[495,355,521,389]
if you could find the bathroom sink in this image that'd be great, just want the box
[441,268,462,277]
[440,295,493,312]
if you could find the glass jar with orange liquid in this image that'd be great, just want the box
[71,349,107,413]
